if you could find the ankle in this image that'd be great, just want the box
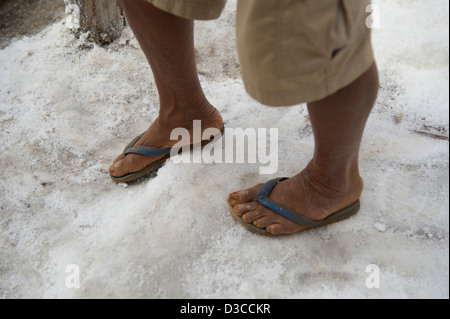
[305,159,362,193]
[158,99,214,122]
[157,104,223,134]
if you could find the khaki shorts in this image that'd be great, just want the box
[143,0,375,106]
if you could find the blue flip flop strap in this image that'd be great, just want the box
[123,126,224,157]
[125,145,172,156]
[123,132,172,156]
[257,177,324,228]
[124,133,144,151]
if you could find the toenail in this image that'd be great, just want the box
[114,161,122,168]
[230,193,239,200]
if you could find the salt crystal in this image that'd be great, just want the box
[374,223,387,232]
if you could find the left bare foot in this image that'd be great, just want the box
[227,162,364,235]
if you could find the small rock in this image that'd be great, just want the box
[118,182,128,188]
[374,223,387,232]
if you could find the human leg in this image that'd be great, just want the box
[228,63,379,235]
[109,0,223,179]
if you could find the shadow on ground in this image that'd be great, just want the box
[0,0,65,49]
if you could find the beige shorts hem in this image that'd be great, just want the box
[236,0,374,106]
[143,0,226,20]
[242,41,375,107]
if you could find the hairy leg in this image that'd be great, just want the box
[228,63,379,235]
[110,0,223,177]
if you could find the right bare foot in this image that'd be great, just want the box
[227,161,364,235]
[109,103,223,179]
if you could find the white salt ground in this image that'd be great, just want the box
[0,0,448,298]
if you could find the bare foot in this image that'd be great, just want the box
[227,162,364,235]
[109,103,223,178]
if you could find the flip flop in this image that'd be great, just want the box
[110,127,224,183]
[229,177,360,236]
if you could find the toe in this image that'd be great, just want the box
[114,153,125,163]
[232,202,259,216]
[266,220,305,235]
[266,223,283,235]
[109,154,126,175]
[109,157,129,177]
[227,183,264,206]
[253,216,274,229]
[242,208,264,223]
